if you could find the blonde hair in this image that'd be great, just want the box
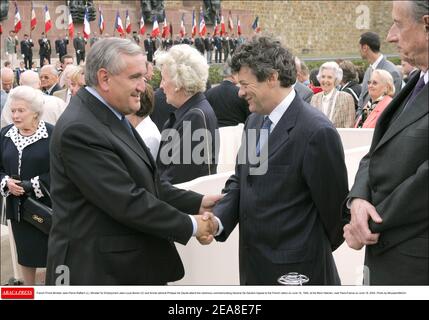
[372,69,395,97]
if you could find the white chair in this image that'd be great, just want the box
[337,128,374,150]
[217,124,244,173]
[332,145,371,285]
[172,171,240,285]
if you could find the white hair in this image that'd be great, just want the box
[6,86,44,120]
[156,44,208,95]
[19,70,41,89]
[317,61,343,85]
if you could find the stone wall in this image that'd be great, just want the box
[0,0,397,60]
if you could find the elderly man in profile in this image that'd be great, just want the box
[344,0,428,285]
[40,65,61,95]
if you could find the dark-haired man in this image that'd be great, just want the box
[357,31,402,116]
[211,37,349,285]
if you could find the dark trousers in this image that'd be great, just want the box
[215,49,222,63]
[40,54,51,67]
[76,51,85,65]
[24,54,32,69]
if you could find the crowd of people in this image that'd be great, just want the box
[0,0,427,286]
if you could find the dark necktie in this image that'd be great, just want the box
[256,116,272,156]
[396,74,426,120]
[407,74,426,106]
[121,116,135,138]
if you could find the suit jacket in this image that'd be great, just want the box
[38,38,51,56]
[214,94,348,285]
[311,90,355,128]
[73,37,86,52]
[294,81,314,103]
[347,72,428,284]
[156,92,218,184]
[357,56,402,113]
[55,38,68,57]
[152,88,176,131]
[205,80,250,127]
[20,39,34,57]
[46,88,203,285]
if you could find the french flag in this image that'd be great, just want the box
[151,16,159,38]
[191,10,197,38]
[14,2,22,33]
[125,10,131,34]
[68,9,74,38]
[228,11,234,32]
[199,9,206,37]
[162,14,169,39]
[30,2,37,31]
[220,15,225,36]
[115,11,125,35]
[179,13,185,38]
[44,5,52,33]
[83,7,91,40]
[139,16,145,35]
[237,16,241,36]
[99,7,105,35]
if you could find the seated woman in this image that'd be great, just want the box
[310,61,355,128]
[355,69,395,128]
[156,44,218,184]
[126,84,161,159]
[0,86,53,285]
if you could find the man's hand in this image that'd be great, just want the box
[349,198,382,246]
[194,212,217,245]
[343,223,364,250]
[199,194,224,215]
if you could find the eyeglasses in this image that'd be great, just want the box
[367,80,379,86]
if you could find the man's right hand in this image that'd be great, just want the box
[194,212,217,245]
[349,198,382,246]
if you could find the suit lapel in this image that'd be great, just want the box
[77,89,154,170]
[374,80,428,152]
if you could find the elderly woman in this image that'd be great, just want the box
[156,44,218,184]
[355,69,395,128]
[126,84,161,159]
[0,86,53,285]
[310,61,355,128]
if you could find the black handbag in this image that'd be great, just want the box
[21,182,52,235]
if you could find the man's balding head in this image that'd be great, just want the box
[20,70,41,89]
[1,68,14,93]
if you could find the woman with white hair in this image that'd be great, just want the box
[354,69,395,128]
[310,61,355,128]
[156,44,218,184]
[0,86,53,285]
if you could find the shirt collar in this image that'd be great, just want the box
[85,86,123,120]
[421,70,428,85]
[371,54,384,70]
[267,89,296,131]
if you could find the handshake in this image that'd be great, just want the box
[193,194,223,245]
[194,212,219,245]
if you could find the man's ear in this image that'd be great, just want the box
[423,15,429,35]
[97,68,109,91]
[267,71,279,87]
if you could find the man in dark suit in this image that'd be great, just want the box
[205,59,250,127]
[357,31,402,116]
[46,38,221,285]
[144,34,155,63]
[210,37,349,285]
[20,34,34,69]
[344,0,428,285]
[38,32,51,67]
[55,34,69,61]
[73,32,86,65]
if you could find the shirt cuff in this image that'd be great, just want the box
[214,216,224,236]
[189,215,197,236]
